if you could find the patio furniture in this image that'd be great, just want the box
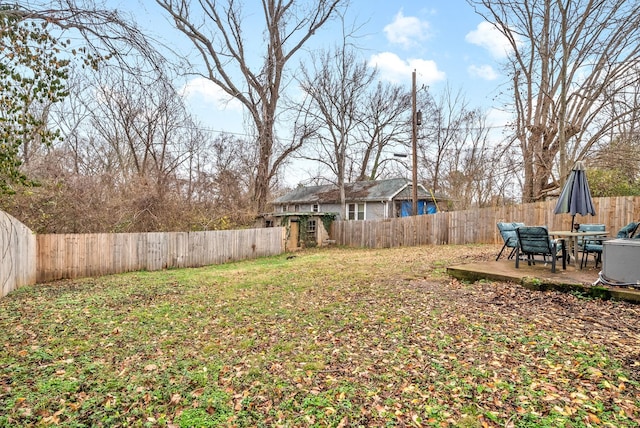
[496,222,525,261]
[577,224,606,268]
[618,221,639,239]
[515,226,566,273]
[581,221,639,268]
[549,229,608,269]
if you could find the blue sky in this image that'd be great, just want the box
[115,0,512,136]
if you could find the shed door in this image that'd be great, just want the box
[287,219,300,250]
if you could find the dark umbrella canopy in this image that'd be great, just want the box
[553,160,596,230]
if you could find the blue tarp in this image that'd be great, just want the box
[400,201,437,217]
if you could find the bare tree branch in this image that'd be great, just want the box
[469,0,640,202]
[155,0,347,213]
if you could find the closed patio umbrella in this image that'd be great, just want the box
[553,160,596,230]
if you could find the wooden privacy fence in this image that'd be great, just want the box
[36,228,286,283]
[2,196,640,295]
[1,210,37,297]
[332,196,640,248]
[1,207,285,295]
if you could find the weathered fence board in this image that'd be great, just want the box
[332,197,640,248]
[0,210,37,297]
[35,228,286,283]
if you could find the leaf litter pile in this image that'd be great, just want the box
[1,245,639,427]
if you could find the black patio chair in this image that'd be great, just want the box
[496,222,525,261]
[515,226,566,273]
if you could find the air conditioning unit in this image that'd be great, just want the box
[601,239,640,285]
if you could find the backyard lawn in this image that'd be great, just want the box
[1,244,639,427]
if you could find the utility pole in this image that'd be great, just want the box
[411,69,418,216]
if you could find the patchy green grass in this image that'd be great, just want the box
[1,245,639,427]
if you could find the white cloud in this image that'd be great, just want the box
[383,10,432,50]
[468,64,499,80]
[465,21,513,59]
[369,52,446,84]
[181,77,243,112]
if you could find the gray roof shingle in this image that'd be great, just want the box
[273,178,448,204]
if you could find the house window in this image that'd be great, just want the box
[312,204,320,212]
[294,204,300,212]
[265,219,274,227]
[307,219,317,234]
[347,203,365,220]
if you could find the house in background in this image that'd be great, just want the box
[259,178,450,249]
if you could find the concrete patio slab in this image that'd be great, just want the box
[447,259,640,304]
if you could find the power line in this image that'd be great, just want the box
[51,108,256,138]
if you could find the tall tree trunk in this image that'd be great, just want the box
[156,0,345,214]
[470,0,640,202]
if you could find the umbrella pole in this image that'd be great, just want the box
[571,214,576,231]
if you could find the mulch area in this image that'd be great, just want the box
[420,273,640,381]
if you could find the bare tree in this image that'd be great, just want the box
[155,0,346,213]
[0,0,170,196]
[1,1,266,232]
[22,61,206,232]
[415,86,515,208]
[355,82,411,181]
[587,102,640,196]
[3,0,165,75]
[89,69,192,190]
[443,110,516,208]
[298,45,377,212]
[469,0,640,202]
[186,133,255,223]
[418,86,471,194]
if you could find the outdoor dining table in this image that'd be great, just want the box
[549,230,608,269]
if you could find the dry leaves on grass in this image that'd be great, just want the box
[1,244,639,427]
